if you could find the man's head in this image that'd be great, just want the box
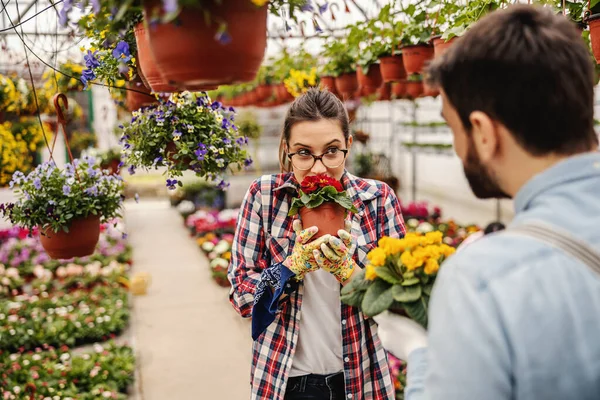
[427,5,598,199]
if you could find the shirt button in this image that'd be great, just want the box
[342,319,347,325]
[344,357,350,362]
[347,394,353,399]
[286,284,291,288]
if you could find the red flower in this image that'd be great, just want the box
[300,173,343,194]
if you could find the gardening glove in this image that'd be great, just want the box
[284,219,331,281]
[373,311,428,361]
[313,220,358,284]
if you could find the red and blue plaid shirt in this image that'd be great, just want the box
[228,171,406,400]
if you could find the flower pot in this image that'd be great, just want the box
[40,215,101,259]
[401,44,434,75]
[126,80,157,112]
[357,64,382,90]
[432,35,457,58]
[320,76,338,95]
[391,81,407,98]
[275,84,294,102]
[379,55,406,82]
[143,0,268,88]
[588,14,600,63]
[335,72,359,97]
[377,83,391,101]
[405,81,424,99]
[134,23,177,93]
[299,203,346,241]
[361,86,378,96]
[102,159,121,175]
[256,84,274,101]
[423,82,440,98]
[166,141,193,167]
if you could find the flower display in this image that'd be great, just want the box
[119,92,251,190]
[42,61,85,93]
[1,156,124,234]
[288,173,357,216]
[284,68,319,98]
[341,231,456,327]
[186,209,238,236]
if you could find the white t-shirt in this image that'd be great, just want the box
[289,268,344,377]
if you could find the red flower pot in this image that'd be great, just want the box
[335,72,359,97]
[379,55,407,82]
[320,76,338,95]
[126,79,157,111]
[432,36,457,58]
[391,81,407,98]
[357,64,382,89]
[275,84,294,102]
[405,81,424,99]
[589,14,600,63]
[299,203,346,241]
[423,82,440,98]
[256,84,274,101]
[134,23,176,93]
[40,215,101,259]
[401,44,434,75]
[143,0,268,89]
[377,83,391,101]
[101,159,121,175]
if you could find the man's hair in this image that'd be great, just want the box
[426,5,598,156]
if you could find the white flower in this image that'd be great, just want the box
[0,314,4,320]
[82,354,91,360]
[88,322,95,328]
[96,317,103,324]
[13,387,20,394]
[93,343,104,353]
[103,315,111,322]
[23,360,30,366]
[102,392,112,398]
[416,222,434,233]
[32,354,41,361]
[5,268,18,278]
[1,277,10,286]
[26,329,33,335]
[9,329,16,335]
[7,314,17,323]
[75,321,82,328]
[9,354,18,361]
[60,353,70,361]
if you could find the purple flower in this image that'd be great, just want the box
[85,185,99,196]
[319,2,328,14]
[244,158,253,167]
[195,143,208,161]
[172,130,182,139]
[63,185,71,195]
[122,232,128,239]
[301,1,314,12]
[215,30,232,45]
[162,0,178,13]
[33,178,41,190]
[228,106,235,112]
[153,156,164,165]
[84,50,100,69]
[221,118,231,130]
[236,136,248,146]
[118,63,129,75]
[313,19,322,34]
[128,165,136,175]
[217,180,230,190]
[58,0,73,26]
[91,0,101,13]
[166,179,179,190]
[81,68,96,90]
[223,137,231,145]
[135,193,140,203]
[211,101,223,110]
[113,41,132,63]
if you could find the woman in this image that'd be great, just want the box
[228,88,406,400]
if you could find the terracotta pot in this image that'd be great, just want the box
[143,0,268,88]
[379,55,406,82]
[401,44,434,75]
[377,83,391,101]
[335,72,359,97]
[40,216,101,259]
[320,76,338,95]
[357,64,382,89]
[432,35,457,58]
[299,203,346,241]
[391,81,407,98]
[405,81,424,99]
[275,84,294,102]
[256,84,274,101]
[589,14,600,63]
[134,23,176,93]
[101,159,121,175]
[166,141,193,167]
[423,82,440,98]
[361,86,378,96]
[126,80,157,111]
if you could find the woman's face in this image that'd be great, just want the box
[287,118,352,184]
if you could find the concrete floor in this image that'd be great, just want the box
[125,199,252,400]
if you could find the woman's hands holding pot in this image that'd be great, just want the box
[313,220,358,284]
[284,219,331,281]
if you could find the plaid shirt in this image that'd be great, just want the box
[228,171,406,400]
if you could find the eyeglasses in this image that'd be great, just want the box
[287,148,349,171]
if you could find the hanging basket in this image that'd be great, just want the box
[299,203,346,241]
[588,14,600,63]
[357,64,382,89]
[432,35,457,58]
[143,0,268,89]
[126,79,157,112]
[405,81,424,99]
[335,72,359,97]
[134,23,177,93]
[391,81,407,98]
[101,159,121,175]
[40,215,101,259]
[401,44,434,75]
[379,55,407,82]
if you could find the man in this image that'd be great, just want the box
[374,5,600,400]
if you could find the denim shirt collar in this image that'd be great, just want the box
[514,152,600,213]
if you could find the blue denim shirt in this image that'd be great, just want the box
[407,152,600,400]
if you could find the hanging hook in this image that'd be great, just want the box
[53,93,69,128]
[330,2,340,20]
[299,20,307,37]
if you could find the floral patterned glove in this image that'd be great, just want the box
[313,220,358,284]
[284,219,331,281]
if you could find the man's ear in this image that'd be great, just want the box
[469,111,499,163]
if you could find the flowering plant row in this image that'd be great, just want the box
[185,209,238,236]
[197,232,234,288]
[0,342,134,400]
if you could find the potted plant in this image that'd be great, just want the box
[119,91,251,190]
[340,231,456,326]
[0,157,125,259]
[98,148,123,175]
[321,41,358,98]
[399,5,435,76]
[369,4,407,83]
[288,173,358,240]
[255,64,277,101]
[349,23,384,91]
[284,68,319,98]
[405,75,424,99]
[41,61,85,94]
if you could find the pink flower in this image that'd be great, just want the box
[56,267,67,278]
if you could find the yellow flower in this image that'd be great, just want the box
[424,258,440,275]
[251,0,268,5]
[400,251,421,271]
[365,264,378,281]
[367,247,387,267]
[440,244,456,257]
[222,251,232,261]
[425,231,443,245]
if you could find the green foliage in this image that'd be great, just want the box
[440,0,501,40]
[236,111,262,140]
[288,186,358,216]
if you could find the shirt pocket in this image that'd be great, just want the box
[353,217,379,268]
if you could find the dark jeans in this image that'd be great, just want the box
[284,372,346,400]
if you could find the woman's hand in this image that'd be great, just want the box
[313,221,358,284]
[284,219,331,281]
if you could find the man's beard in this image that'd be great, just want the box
[463,138,510,199]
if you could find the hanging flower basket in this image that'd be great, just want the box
[357,64,383,90]
[432,35,457,58]
[588,14,600,63]
[405,81,424,99]
[134,23,176,93]
[335,72,359,97]
[126,78,157,112]
[401,45,434,75]
[40,215,101,259]
[391,81,407,98]
[143,0,268,89]
[379,55,407,82]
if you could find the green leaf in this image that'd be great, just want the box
[392,284,422,303]
[403,298,429,328]
[306,197,325,208]
[423,282,434,296]
[374,267,401,284]
[361,280,394,317]
[340,290,365,308]
[114,0,134,21]
[401,277,420,286]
